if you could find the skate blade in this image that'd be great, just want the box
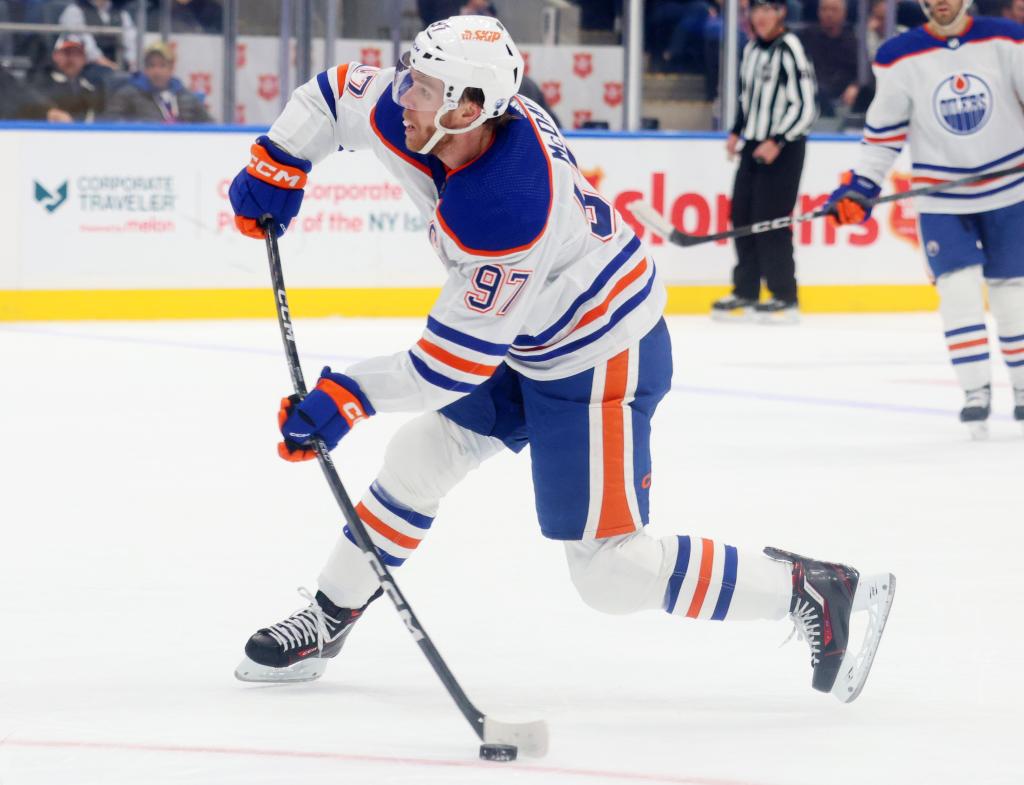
[710,308,753,323]
[756,311,800,325]
[234,655,327,684]
[831,573,896,703]
[966,421,989,441]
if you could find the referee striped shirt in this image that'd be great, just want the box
[732,31,818,144]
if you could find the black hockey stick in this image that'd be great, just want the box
[260,217,548,757]
[632,162,1024,248]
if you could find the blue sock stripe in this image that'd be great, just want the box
[951,352,990,365]
[343,526,406,566]
[945,324,987,338]
[710,545,739,621]
[664,536,691,614]
[1007,358,1024,367]
[999,333,1024,343]
[369,483,434,530]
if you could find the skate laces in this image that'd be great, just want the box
[781,598,822,666]
[266,587,329,654]
[964,386,991,408]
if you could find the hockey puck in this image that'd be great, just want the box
[479,743,518,762]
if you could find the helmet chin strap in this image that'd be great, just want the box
[919,0,973,34]
[410,105,490,156]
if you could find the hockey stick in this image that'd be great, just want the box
[259,217,548,758]
[632,162,1024,248]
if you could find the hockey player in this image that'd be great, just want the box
[826,0,1024,438]
[228,15,894,703]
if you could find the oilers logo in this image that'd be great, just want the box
[932,73,992,135]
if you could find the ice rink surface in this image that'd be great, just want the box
[1,313,1020,785]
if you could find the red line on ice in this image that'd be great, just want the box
[2,737,785,785]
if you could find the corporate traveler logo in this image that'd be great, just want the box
[933,73,992,135]
[34,180,68,213]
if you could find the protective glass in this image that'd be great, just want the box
[391,51,446,113]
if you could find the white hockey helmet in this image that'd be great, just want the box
[918,0,973,33]
[392,15,525,154]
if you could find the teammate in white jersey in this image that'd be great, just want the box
[826,0,1024,437]
[228,15,894,702]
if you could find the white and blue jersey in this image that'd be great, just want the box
[856,17,1024,214]
[266,62,665,414]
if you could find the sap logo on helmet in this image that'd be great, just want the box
[462,29,501,42]
[250,156,302,188]
[933,73,992,135]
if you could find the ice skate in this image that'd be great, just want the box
[711,295,756,322]
[1014,388,1024,435]
[235,587,381,683]
[765,547,895,703]
[959,384,991,440]
[754,298,799,325]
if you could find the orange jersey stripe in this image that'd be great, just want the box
[948,337,988,351]
[864,134,906,144]
[573,258,648,334]
[1003,346,1024,355]
[416,338,499,376]
[685,538,715,618]
[356,502,421,550]
[596,350,636,539]
[335,63,349,96]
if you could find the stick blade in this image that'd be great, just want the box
[629,202,676,239]
[483,717,549,758]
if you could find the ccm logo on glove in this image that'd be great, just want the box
[247,144,308,189]
[277,368,375,462]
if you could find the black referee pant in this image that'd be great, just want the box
[730,138,806,304]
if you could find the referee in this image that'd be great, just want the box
[712,0,817,324]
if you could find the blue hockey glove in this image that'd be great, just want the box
[825,171,881,225]
[229,135,311,239]
[277,368,375,462]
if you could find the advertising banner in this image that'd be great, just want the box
[8,128,928,291]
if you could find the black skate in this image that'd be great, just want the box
[960,384,991,440]
[765,547,895,703]
[1013,388,1024,434]
[711,295,756,322]
[754,298,799,325]
[235,587,381,683]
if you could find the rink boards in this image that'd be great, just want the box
[0,123,937,321]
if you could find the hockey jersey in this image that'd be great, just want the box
[265,63,665,413]
[856,17,1024,214]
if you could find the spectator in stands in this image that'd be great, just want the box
[418,0,464,25]
[162,0,223,33]
[22,34,104,123]
[105,41,212,123]
[0,63,42,120]
[460,0,498,14]
[1011,0,1024,22]
[798,0,859,116]
[58,0,137,72]
[974,0,1010,15]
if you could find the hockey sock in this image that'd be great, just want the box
[987,277,1024,389]
[936,266,991,391]
[318,481,436,608]
[564,532,790,621]
[663,536,791,621]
